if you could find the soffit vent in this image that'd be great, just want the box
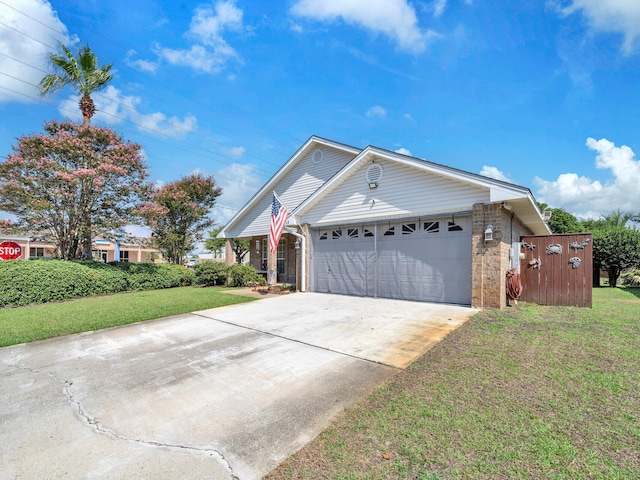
[312,148,324,164]
[366,163,384,184]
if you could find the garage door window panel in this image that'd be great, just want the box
[402,223,416,235]
[424,221,440,233]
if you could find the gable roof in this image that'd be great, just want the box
[221,137,551,238]
[220,136,360,238]
[293,145,550,235]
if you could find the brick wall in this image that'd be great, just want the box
[472,203,533,309]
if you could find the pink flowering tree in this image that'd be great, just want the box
[0,218,15,235]
[137,173,221,264]
[0,121,149,260]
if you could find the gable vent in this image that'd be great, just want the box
[312,148,324,164]
[366,163,384,184]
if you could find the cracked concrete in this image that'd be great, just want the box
[0,293,475,479]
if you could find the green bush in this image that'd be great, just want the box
[227,264,263,287]
[0,260,93,306]
[621,269,640,286]
[75,260,129,293]
[109,262,194,290]
[194,261,229,287]
[0,260,194,307]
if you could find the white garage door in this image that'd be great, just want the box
[311,216,472,305]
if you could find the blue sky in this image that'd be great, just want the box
[1,0,640,228]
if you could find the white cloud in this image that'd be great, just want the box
[153,1,243,73]
[559,0,640,53]
[154,43,238,74]
[534,137,640,218]
[211,163,262,225]
[432,0,447,17]
[366,105,387,118]
[188,1,243,45]
[125,50,158,73]
[223,146,246,158]
[480,166,512,183]
[395,147,412,156]
[403,113,416,122]
[0,0,75,103]
[290,0,437,54]
[59,86,198,138]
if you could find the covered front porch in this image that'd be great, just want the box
[225,230,308,289]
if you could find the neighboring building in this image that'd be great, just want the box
[0,234,162,263]
[220,136,551,308]
[185,250,226,267]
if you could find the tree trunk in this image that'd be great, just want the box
[79,94,95,126]
[593,261,601,287]
[80,222,93,260]
[608,267,619,287]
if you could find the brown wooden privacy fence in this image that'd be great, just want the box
[519,233,593,307]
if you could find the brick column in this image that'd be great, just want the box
[224,238,234,265]
[471,203,507,309]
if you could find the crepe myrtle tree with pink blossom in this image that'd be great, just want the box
[137,173,221,265]
[0,121,149,260]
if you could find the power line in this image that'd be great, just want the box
[0,36,295,178]
[0,76,278,179]
[0,83,275,181]
[0,1,306,154]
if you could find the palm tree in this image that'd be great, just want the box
[39,42,113,126]
[603,208,635,229]
[39,42,113,259]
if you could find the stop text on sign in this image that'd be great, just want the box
[0,241,22,260]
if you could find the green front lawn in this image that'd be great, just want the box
[267,287,640,480]
[0,287,254,347]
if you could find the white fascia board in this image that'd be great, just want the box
[219,136,360,238]
[308,207,474,228]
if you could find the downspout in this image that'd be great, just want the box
[284,228,306,292]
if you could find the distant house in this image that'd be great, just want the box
[220,136,550,308]
[0,234,162,263]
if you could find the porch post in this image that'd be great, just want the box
[267,239,277,286]
[225,238,234,265]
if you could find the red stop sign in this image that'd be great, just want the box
[0,241,22,260]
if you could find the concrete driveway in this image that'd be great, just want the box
[0,293,476,480]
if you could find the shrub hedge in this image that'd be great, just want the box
[0,260,194,307]
[194,261,264,288]
[193,261,228,287]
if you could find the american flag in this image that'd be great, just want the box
[269,193,289,253]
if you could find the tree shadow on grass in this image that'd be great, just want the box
[620,286,640,299]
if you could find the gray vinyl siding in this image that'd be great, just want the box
[227,146,356,238]
[299,159,489,226]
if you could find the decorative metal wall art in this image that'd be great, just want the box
[569,257,582,269]
[546,244,563,255]
[569,237,591,251]
[522,241,536,250]
[528,257,542,269]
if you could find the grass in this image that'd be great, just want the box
[0,286,254,347]
[266,287,640,480]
